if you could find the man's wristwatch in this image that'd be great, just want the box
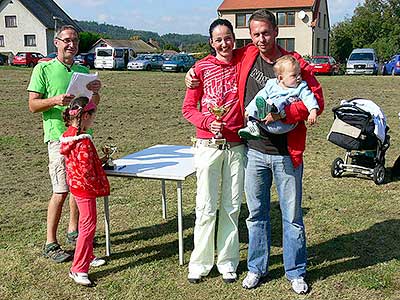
[279,109,286,119]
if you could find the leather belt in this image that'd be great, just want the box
[195,138,243,150]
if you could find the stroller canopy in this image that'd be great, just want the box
[340,98,387,143]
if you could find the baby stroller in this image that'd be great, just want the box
[327,98,390,185]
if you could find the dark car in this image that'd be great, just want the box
[161,53,195,72]
[74,53,95,69]
[382,54,400,75]
[38,52,57,63]
[309,56,340,75]
[12,52,44,67]
[0,56,4,65]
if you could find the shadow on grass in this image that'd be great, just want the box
[237,204,399,285]
[308,219,400,282]
[91,213,195,280]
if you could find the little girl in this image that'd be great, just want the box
[60,96,110,286]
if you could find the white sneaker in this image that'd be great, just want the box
[187,271,202,284]
[222,271,237,283]
[69,271,92,286]
[238,121,261,140]
[242,272,261,289]
[290,278,308,294]
[90,257,106,267]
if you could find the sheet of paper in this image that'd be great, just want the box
[66,72,98,98]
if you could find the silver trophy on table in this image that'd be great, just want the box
[101,144,117,170]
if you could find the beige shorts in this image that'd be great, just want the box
[48,141,69,193]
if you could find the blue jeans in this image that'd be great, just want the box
[244,148,307,280]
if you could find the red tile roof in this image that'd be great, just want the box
[218,0,316,11]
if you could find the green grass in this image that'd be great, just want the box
[0,67,399,300]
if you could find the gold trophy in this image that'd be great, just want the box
[101,144,117,170]
[208,103,230,140]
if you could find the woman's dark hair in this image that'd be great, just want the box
[63,96,95,135]
[208,18,235,56]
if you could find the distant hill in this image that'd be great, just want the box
[78,20,208,52]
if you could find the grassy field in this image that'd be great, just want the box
[0,67,399,300]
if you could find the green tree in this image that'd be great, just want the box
[330,0,400,62]
[79,31,105,53]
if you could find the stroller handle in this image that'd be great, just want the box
[332,103,371,117]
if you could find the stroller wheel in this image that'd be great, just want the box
[331,157,344,178]
[373,165,385,185]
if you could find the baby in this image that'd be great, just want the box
[239,55,319,139]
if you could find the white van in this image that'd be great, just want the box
[94,47,135,69]
[346,48,378,75]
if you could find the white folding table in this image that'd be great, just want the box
[104,144,195,265]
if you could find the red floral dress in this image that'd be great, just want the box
[60,126,110,198]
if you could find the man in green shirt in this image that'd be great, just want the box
[28,25,102,262]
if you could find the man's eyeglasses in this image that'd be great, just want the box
[55,37,79,44]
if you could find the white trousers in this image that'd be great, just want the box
[188,143,245,275]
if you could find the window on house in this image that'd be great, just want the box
[316,38,320,54]
[235,39,252,48]
[277,38,295,52]
[5,16,17,27]
[323,14,327,29]
[24,35,36,47]
[277,12,295,26]
[318,12,321,27]
[323,39,327,54]
[235,13,252,28]
[0,35,4,47]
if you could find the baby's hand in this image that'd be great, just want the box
[263,113,280,124]
[308,109,317,125]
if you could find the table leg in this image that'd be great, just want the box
[177,181,184,265]
[161,180,167,219]
[104,196,111,257]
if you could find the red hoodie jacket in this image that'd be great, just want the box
[60,126,110,198]
[238,44,324,167]
[182,54,244,142]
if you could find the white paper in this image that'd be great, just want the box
[66,72,98,98]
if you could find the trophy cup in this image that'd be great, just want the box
[101,144,117,170]
[208,103,230,141]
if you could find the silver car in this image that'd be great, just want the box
[127,54,165,71]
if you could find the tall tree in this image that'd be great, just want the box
[330,0,400,62]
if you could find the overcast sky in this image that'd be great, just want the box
[54,0,365,35]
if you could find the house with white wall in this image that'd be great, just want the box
[0,0,80,57]
[217,0,330,57]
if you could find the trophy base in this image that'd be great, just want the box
[103,164,115,170]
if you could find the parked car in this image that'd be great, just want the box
[37,52,57,63]
[127,54,165,71]
[309,56,340,75]
[74,53,95,69]
[161,53,195,72]
[0,56,4,65]
[12,52,44,67]
[382,54,400,75]
[346,48,378,75]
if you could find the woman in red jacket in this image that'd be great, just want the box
[182,19,245,284]
[60,96,110,286]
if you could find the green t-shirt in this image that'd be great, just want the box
[27,59,89,143]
